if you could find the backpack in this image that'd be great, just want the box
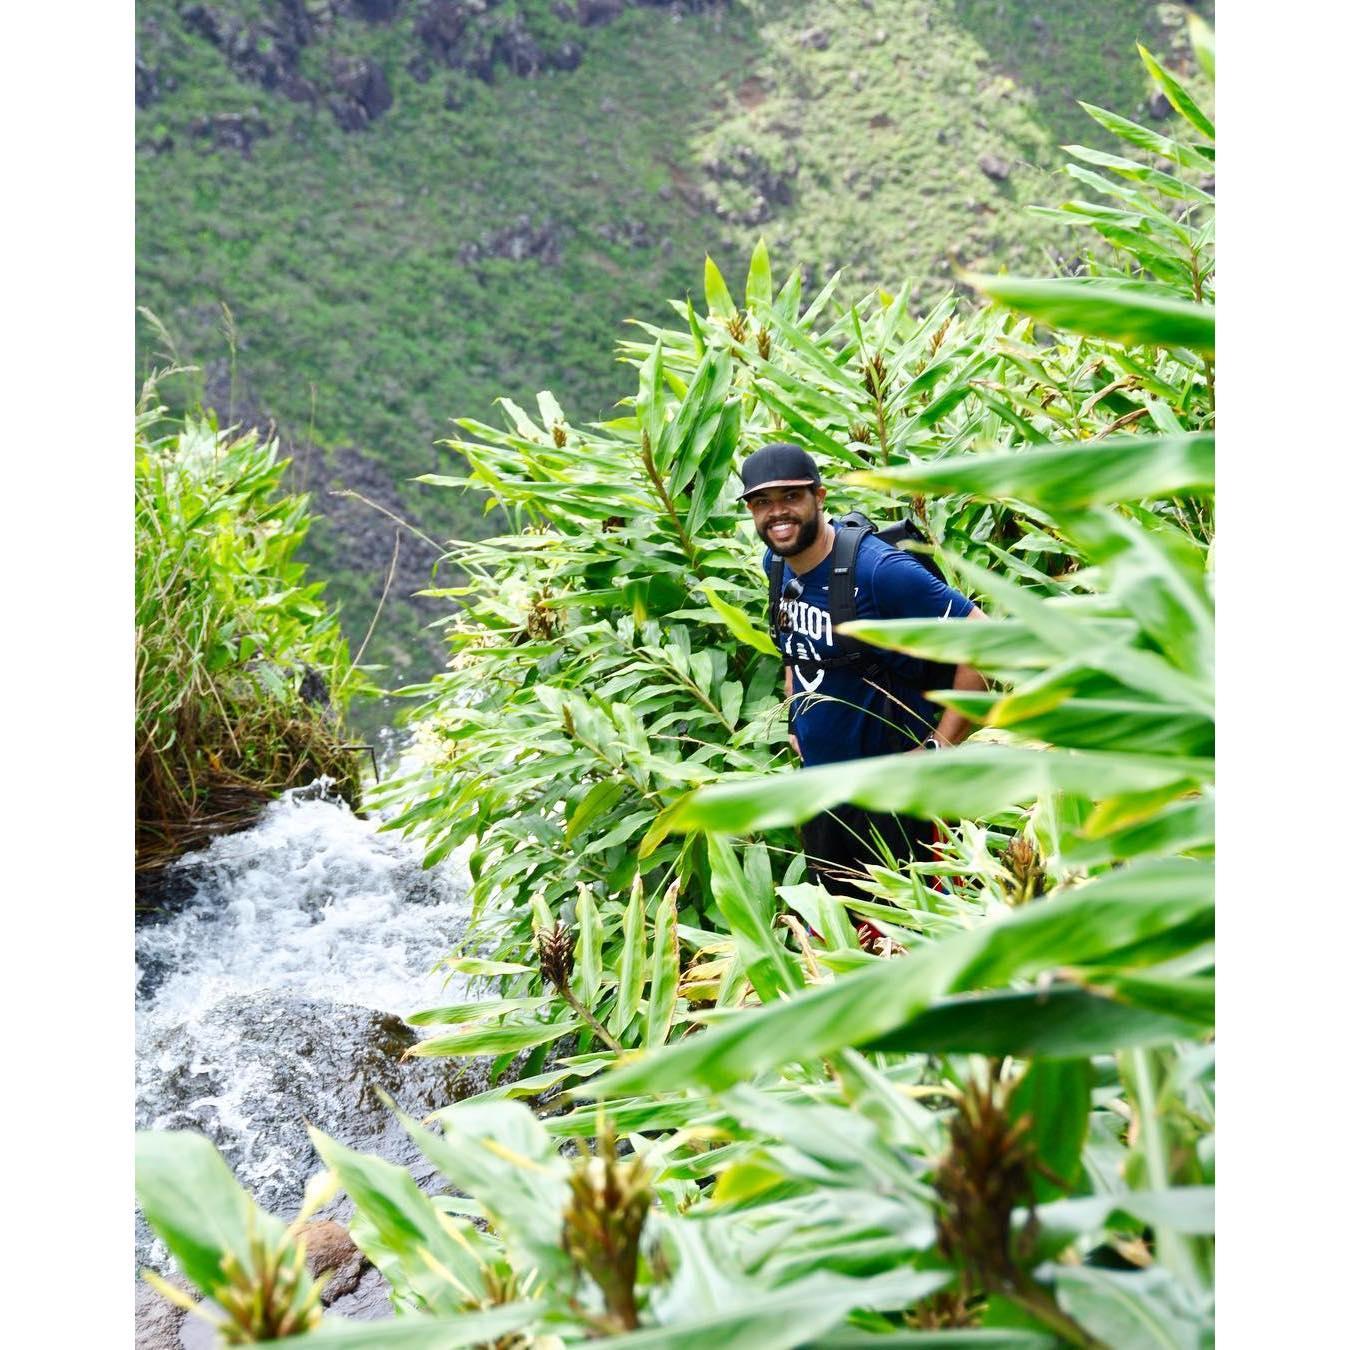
[768,510,952,686]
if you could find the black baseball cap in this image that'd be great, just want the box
[735,442,821,500]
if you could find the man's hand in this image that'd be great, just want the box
[789,731,801,757]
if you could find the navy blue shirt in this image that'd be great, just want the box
[764,531,974,766]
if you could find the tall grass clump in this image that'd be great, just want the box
[135,378,368,878]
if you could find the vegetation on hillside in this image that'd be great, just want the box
[135,0,1209,680]
[135,376,369,878]
[138,24,1215,1345]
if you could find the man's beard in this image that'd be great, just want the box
[758,500,821,557]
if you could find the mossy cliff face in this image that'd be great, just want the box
[136,0,1209,683]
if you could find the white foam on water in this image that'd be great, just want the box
[136,785,472,1027]
[135,783,479,1273]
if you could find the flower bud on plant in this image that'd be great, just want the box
[562,1122,652,1333]
[863,351,888,400]
[1004,832,1047,906]
[537,922,575,993]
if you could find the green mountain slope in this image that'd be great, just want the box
[135,0,1208,685]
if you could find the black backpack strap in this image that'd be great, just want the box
[768,553,786,652]
[827,515,871,633]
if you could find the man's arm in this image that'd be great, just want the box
[784,667,800,757]
[930,606,988,748]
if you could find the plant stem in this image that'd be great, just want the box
[639,435,705,579]
[562,985,624,1054]
[1008,1273,1108,1350]
[1127,1046,1203,1292]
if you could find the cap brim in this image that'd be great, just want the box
[735,477,819,500]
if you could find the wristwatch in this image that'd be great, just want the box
[922,737,943,751]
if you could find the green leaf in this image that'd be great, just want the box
[135,1131,284,1297]
[395,1101,572,1285]
[1077,102,1212,173]
[778,882,860,952]
[583,810,654,855]
[815,1333,1055,1348]
[293,1305,541,1348]
[705,255,737,318]
[1034,1188,1215,1244]
[698,583,781,656]
[746,238,773,313]
[1065,507,1212,685]
[407,1019,578,1058]
[1083,971,1214,1028]
[707,832,803,1001]
[567,779,627,846]
[860,985,1204,1060]
[646,881,681,1046]
[407,997,549,1027]
[967,275,1214,355]
[575,884,603,1005]
[1137,44,1214,141]
[602,1268,950,1350]
[438,957,532,978]
[589,859,1212,1096]
[836,617,1134,670]
[1008,1059,1091,1201]
[849,434,1214,510]
[672,745,1209,837]
[307,1127,486,1313]
[614,875,648,1035]
[1186,14,1215,81]
[1053,1264,1209,1349]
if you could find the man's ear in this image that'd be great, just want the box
[815,485,827,508]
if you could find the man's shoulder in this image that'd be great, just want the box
[853,529,910,575]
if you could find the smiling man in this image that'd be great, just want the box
[737,442,988,899]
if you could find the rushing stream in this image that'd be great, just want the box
[135,779,485,1293]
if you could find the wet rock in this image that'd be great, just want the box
[134,1271,194,1350]
[136,994,488,1270]
[178,1306,219,1350]
[329,55,393,130]
[1147,88,1172,119]
[798,26,831,50]
[300,1220,366,1301]
[328,1263,395,1320]
[978,151,1011,181]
